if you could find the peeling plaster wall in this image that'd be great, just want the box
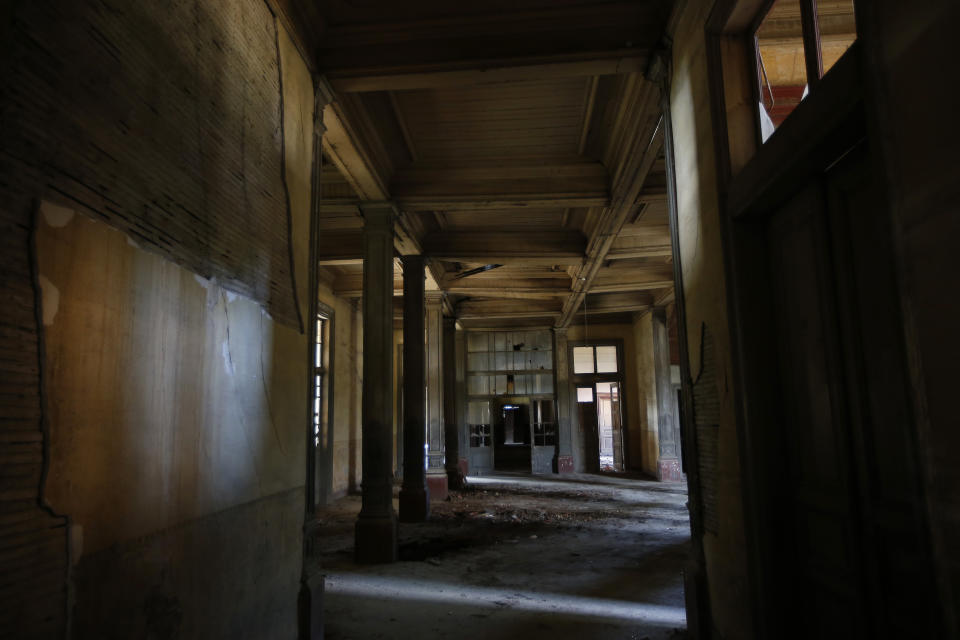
[24,16,316,638]
[670,1,752,636]
[632,312,659,477]
[38,210,306,638]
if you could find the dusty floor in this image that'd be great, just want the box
[317,473,690,640]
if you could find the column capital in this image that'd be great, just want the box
[425,291,444,306]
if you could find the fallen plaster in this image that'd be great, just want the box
[317,473,691,640]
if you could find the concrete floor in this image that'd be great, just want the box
[318,473,690,640]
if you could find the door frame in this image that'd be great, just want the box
[568,339,627,471]
[703,1,938,635]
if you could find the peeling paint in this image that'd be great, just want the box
[40,200,75,228]
[221,341,235,377]
[38,274,60,326]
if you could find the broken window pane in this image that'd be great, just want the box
[756,0,808,139]
[596,346,618,373]
[819,0,856,75]
[573,346,595,374]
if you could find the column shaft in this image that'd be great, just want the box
[442,317,463,489]
[399,255,429,521]
[354,203,398,563]
[553,328,575,473]
[425,294,448,500]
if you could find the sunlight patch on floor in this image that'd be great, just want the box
[324,572,687,627]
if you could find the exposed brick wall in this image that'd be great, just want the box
[0,207,69,639]
[0,0,300,327]
[0,1,304,636]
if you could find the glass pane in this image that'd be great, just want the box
[468,374,489,396]
[577,387,594,403]
[468,400,490,424]
[756,0,807,140]
[596,346,618,373]
[819,0,856,75]
[467,352,488,372]
[467,332,488,352]
[573,347,595,374]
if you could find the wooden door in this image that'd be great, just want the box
[610,382,624,472]
[758,143,941,637]
[766,181,864,636]
[577,386,600,473]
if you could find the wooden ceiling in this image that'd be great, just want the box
[282,0,676,327]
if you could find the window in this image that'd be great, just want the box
[313,314,329,447]
[532,400,556,446]
[755,0,857,140]
[573,345,619,375]
[468,400,491,447]
[577,387,594,403]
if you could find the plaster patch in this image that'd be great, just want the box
[222,341,235,376]
[38,275,60,326]
[194,274,213,290]
[39,200,75,228]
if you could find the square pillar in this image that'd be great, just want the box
[443,317,464,489]
[425,293,448,500]
[399,255,429,521]
[454,326,470,478]
[653,307,682,481]
[354,202,398,563]
[553,328,575,473]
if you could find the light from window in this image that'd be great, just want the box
[818,0,857,76]
[577,387,594,403]
[596,346,618,373]
[573,346,595,374]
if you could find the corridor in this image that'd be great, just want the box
[318,475,689,640]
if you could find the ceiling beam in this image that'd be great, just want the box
[605,245,673,259]
[422,230,586,263]
[327,56,648,93]
[398,195,609,212]
[558,79,665,327]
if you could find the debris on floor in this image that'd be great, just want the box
[317,473,691,640]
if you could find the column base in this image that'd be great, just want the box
[446,465,465,491]
[556,455,575,473]
[658,458,683,482]
[354,511,398,564]
[398,486,430,522]
[298,571,324,640]
[426,472,449,502]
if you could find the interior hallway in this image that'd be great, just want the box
[318,474,689,640]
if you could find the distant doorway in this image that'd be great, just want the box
[572,342,627,472]
[493,401,531,472]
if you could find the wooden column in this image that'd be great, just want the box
[442,317,463,489]
[552,328,575,473]
[652,307,681,481]
[454,325,469,478]
[398,255,429,522]
[425,293,448,500]
[354,202,398,563]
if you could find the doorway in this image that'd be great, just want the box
[571,342,627,472]
[493,401,531,472]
